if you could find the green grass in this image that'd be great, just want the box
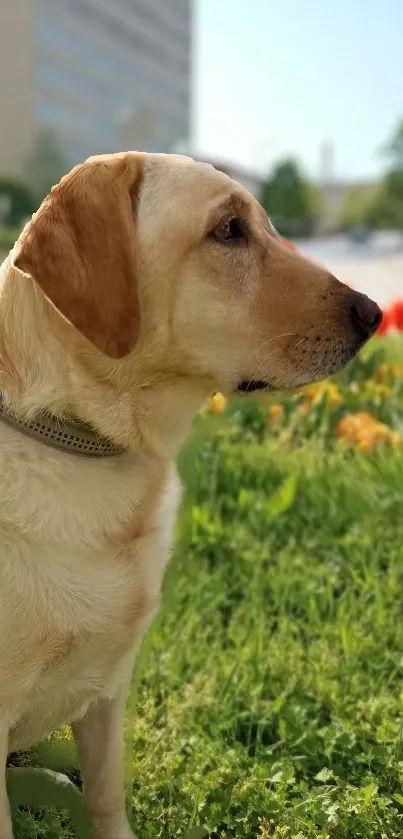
[10,338,403,838]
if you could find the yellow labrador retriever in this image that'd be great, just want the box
[0,152,381,838]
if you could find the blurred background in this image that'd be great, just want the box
[0,0,402,306]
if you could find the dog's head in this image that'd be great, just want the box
[12,152,381,402]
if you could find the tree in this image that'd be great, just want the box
[369,118,403,231]
[340,185,379,230]
[260,158,320,238]
[24,128,69,204]
[0,176,35,227]
[367,174,403,230]
[381,118,403,169]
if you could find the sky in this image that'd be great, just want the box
[193,0,403,181]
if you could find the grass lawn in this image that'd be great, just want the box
[9,338,403,839]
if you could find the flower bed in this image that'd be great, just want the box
[204,342,403,455]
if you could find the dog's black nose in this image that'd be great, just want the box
[350,292,382,338]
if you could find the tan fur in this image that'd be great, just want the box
[14,153,144,359]
[0,152,378,838]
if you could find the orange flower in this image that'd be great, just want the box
[269,404,283,421]
[336,411,402,451]
[357,436,374,452]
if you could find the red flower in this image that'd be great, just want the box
[376,308,391,335]
[390,300,403,331]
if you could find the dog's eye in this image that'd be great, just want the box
[212,217,245,243]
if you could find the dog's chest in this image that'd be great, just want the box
[5,466,181,750]
[41,534,163,678]
[7,531,170,751]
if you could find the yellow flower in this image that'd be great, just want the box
[208,392,227,414]
[377,363,403,383]
[363,381,392,399]
[305,381,342,407]
[305,382,326,403]
[376,363,391,381]
[327,383,343,407]
[392,364,403,379]
[390,430,403,448]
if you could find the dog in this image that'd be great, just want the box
[0,152,381,838]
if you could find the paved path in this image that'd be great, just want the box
[298,233,403,308]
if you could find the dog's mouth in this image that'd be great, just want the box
[236,379,270,393]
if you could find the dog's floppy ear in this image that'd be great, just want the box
[13,153,144,358]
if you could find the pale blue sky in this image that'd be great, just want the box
[193,0,403,180]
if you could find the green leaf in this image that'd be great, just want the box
[315,767,335,783]
[266,474,297,519]
[7,767,93,838]
[268,770,284,784]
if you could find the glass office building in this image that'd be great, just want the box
[0,0,191,174]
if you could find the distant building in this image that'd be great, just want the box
[318,140,335,185]
[0,0,191,175]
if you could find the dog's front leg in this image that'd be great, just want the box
[72,690,136,839]
[0,727,13,839]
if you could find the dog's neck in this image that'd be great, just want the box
[0,394,125,458]
[0,256,212,461]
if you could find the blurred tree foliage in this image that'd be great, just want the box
[260,158,320,238]
[368,119,403,230]
[25,127,69,204]
[337,120,403,232]
[0,176,35,227]
[381,117,403,168]
[340,185,379,230]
